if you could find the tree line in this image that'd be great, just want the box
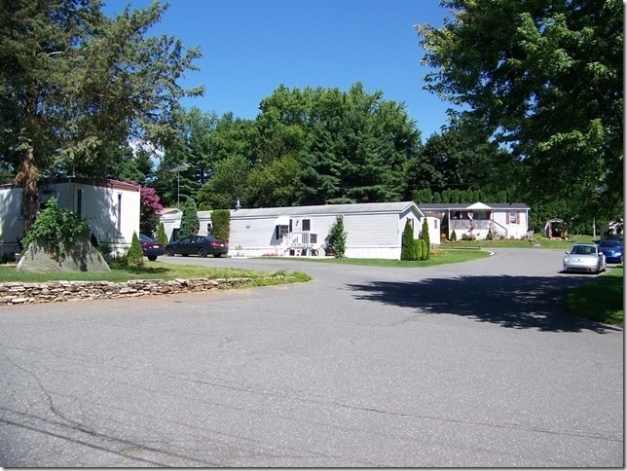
[0,0,621,238]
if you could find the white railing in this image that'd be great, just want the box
[284,231,318,248]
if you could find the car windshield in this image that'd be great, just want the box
[139,234,153,242]
[571,245,595,255]
[599,240,621,247]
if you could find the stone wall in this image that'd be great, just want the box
[0,278,253,306]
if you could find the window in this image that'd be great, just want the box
[276,225,289,239]
[76,189,83,216]
[172,228,180,241]
[302,219,311,231]
[433,219,438,229]
[509,211,517,224]
[407,217,414,228]
[207,223,212,233]
[117,193,122,231]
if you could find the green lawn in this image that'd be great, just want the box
[259,249,491,267]
[0,262,311,287]
[565,265,624,325]
[445,234,597,250]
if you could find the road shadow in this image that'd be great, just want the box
[345,274,623,333]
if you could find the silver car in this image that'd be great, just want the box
[563,243,606,274]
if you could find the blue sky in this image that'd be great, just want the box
[103,0,454,141]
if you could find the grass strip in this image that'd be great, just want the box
[259,249,491,267]
[0,262,311,286]
[565,266,624,325]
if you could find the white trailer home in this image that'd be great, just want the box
[418,202,531,240]
[0,178,141,255]
[159,201,435,260]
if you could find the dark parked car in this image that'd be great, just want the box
[598,238,623,263]
[139,234,166,261]
[165,234,229,258]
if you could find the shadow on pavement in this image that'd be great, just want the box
[345,274,623,333]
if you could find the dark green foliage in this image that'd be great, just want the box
[419,239,429,261]
[329,214,347,258]
[486,228,493,240]
[156,223,168,245]
[421,218,431,260]
[413,239,422,261]
[126,232,144,267]
[401,219,416,261]
[418,0,623,218]
[210,209,231,242]
[23,198,90,261]
[180,198,199,239]
[1,1,202,231]
[451,230,457,242]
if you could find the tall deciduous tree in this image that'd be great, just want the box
[417,0,623,218]
[0,0,202,232]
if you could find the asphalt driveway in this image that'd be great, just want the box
[0,249,623,466]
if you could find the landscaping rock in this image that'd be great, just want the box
[17,238,111,273]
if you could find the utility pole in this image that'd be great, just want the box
[169,162,189,208]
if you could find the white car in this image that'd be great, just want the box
[563,243,606,274]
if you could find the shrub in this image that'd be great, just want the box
[156,222,168,245]
[211,209,231,242]
[413,239,422,261]
[451,230,457,241]
[401,219,415,260]
[420,239,428,260]
[329,214,347,258]
[139,186,164,237]
[127,231,144,267]
[486,229,493,240]
[180,197,199,239]
[421,218,431,260]
[23,198,90,261]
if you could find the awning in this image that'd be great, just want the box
[465,202,493,210]
[275,215,290,226]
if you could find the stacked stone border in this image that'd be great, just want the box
[0,278,254,306]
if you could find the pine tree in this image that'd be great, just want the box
[401,219,415,261]
[127,231,144,267]
[421,218,431,260]
[329,214,347,258]
[180,198,199,239]
[156,222,168,245]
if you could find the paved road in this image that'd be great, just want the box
[0,249,623,466]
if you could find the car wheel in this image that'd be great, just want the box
[213,253,222,258]
[198,248,207,258]
[147,256,157,261]
[166,247,175,257]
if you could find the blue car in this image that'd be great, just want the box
[597,238,623,263]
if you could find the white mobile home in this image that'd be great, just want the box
[0,178,141,255]
[418,202,531,240]
[160,201,434,260]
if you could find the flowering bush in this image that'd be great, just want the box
[139,186,164,236]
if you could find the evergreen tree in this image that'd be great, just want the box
[127,232,144,267]
[180,198,199,239]
[156,222,168,245]
[421,218,431,260]
[401,219,416,261]
[329,214,347,258]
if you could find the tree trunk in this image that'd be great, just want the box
[15,147,39,234]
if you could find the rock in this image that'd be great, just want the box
[17,238,111,273]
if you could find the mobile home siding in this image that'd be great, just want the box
[0,186,24,254]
